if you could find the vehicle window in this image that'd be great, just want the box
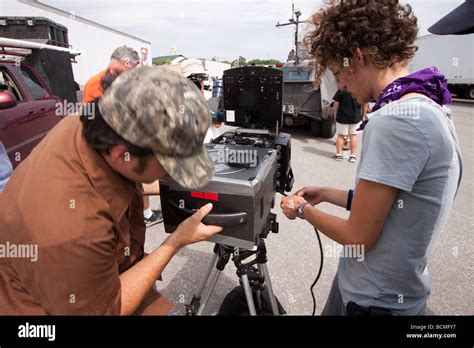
[14,65,46,100]
[0,68,24,102]
[280,67,314,83]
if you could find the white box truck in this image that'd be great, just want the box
[409,34,474,99]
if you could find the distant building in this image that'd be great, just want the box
[199,59,231,80]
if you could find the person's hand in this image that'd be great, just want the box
[280,195,306,220]
[167,203,223,249]
[295,186,326,205]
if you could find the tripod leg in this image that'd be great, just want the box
[255,288,262,312]
[196,266,221,315]
[240,273,257,315]
[259,263,279,315]
[187,253,218,315]
[195,253,218,298]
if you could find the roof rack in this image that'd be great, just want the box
[0,37,81,63]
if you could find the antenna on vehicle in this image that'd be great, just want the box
[275,2,305,64]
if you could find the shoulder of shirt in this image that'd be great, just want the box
[17,117,115,247]
[83,70,106,93]
[85,70,107,84]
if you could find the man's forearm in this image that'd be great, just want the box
[322,187,349,208]
[118,237,180,315]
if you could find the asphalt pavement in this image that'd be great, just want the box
[145,101,473,315]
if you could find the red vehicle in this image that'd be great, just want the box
[0,60,62,168]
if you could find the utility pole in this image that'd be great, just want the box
[276,2,305,64]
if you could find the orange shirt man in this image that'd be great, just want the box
[83,70,107,103]
[83,45,140,103]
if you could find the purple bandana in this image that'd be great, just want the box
[358,66,452,130]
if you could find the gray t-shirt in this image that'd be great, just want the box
[338,96,463,315]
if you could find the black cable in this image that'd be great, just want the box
[311,227,324,316]
[280,192,324,315]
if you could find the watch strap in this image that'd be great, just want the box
[297,201,311,219]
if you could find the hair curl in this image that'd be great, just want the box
[304,0,419,84]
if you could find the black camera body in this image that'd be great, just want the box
[160,66,294,248]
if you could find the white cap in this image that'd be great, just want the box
[180,58,207,77]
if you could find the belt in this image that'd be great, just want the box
[346,301,394,316]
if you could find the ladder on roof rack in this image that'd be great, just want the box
[0,37,81,63]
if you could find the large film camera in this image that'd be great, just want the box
[160,66,294,249]
[160,66,294,315]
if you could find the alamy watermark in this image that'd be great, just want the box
[380,99,421,119]
[0,241,38,262]
[18,322,55,341]
[55,100,95,120]
[212,147,258,168]
[324,243,365,262]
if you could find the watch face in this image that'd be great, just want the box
[297,206,303,218]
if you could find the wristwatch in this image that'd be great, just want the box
[296,201,311,219]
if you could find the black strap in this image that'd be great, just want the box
[346,301,394,316]
[346,189,354,211]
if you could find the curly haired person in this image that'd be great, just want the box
[281,0,462,315]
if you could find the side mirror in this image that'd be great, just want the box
[0,91,17,110]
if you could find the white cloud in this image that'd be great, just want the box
[40,0,465,61]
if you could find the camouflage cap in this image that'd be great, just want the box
[98,66,214,189]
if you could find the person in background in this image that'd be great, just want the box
[83,46,140,103]
[83,46,161,225]
[332,89,367,163]
[0,141,12,193]
[180,58,212,99]
[180,59,223,143]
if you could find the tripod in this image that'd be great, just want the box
[186,215,280,316]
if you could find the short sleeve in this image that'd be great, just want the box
[333,90,341,102]
[358,115,430,192]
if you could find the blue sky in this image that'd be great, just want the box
[41,0,465,62]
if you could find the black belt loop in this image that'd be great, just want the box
[346,189,354,211]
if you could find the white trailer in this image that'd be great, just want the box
[200,60,231,80]
[409,34,474,99]
[0,0,152,86]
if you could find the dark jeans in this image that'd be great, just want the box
[322,273,427,316]
[321,273,346,315]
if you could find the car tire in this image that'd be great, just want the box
[321,117,336,138]
[310,118,321,137]
[468,86,474,100]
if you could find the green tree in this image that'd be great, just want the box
[247,59,282,66]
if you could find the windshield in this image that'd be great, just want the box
[279,66,314,82]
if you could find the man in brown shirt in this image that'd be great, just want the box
[0,67,221,315]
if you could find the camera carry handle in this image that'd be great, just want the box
[167,200,248,227]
